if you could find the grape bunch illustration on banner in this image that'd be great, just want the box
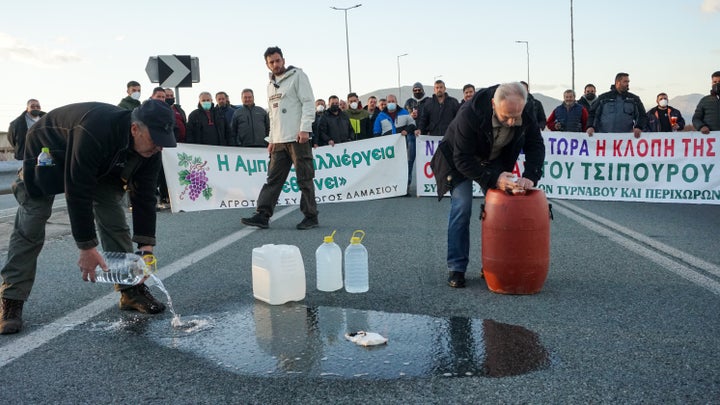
[177,153,213,201]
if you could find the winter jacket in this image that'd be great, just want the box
[186,103,232,145]
[8,110,45,160]
[317,110,353,144]
[267,66,315,143]
[692,93,720,131]
[118,96,140,110]
[578,95,597,111]
[216,105,236,128]
[21,102,160,249]
[373,108,416,136]
[547,103,587,132]
[646,106,685,132]
[527,94,547,129]
[417,94,460,136]
[404,96,429,118]
[430,85,545,199]
[171,104,187,143]
[346,108,372,140]
[587,85,647,133]
[231,104,269,147]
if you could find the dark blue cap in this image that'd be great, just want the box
[132,99,176,147]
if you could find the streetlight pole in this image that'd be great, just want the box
[331,4,362,94]
[397,53,408,102]
[515,40,529,85]
[570,0,575,92]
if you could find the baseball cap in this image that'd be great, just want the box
[413,82,423,90]
[131,99,177,147]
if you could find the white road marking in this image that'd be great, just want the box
[552,200,720,296]
[0,206,298,368]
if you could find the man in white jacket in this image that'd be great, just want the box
[241,46,319,230]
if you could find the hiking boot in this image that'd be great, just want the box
[296,216,319,230]
[120,284,166,314]
[241,212,269,229]
[0,298,24,334]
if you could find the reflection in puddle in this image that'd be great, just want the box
[83,304,551,379]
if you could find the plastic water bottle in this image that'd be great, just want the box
[344,230,368,293]
[316,230,343,292]
[37,147,53,166]
[94,252,155,285]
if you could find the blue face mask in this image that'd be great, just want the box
[201,101,212,110]
[387,102,397,111]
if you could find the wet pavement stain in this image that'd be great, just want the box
[85,304,552,379]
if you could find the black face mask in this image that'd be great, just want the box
[413,91,424,100]
[712,84,720,96]
[165,98,175,106]
[29,109,42,117]
[329,105,340,113]
[585,93,596,101]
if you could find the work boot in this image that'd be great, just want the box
[296,216,318,230]
[447,271,466,288]
[0,298,24,334]
[241,212,269,229]
[120,284,166,314]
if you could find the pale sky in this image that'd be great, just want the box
[1,0,718,130]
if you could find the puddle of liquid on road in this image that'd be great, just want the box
[85,303,552,379]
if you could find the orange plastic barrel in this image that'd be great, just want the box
[481,188,551,294]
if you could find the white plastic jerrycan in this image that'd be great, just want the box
[252,244,306,305]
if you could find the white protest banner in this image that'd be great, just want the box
[162,135,408,213]
[416,132,720,204]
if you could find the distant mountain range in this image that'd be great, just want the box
[359,86,704,128]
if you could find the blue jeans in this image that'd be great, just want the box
[447,179,474,273]
[406,133,416,185]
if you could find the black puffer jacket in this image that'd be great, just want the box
[417,93,460,136]
[692,93,720,131]
[23,102,160,249]
[187,103,232,145]
[430,85,545,199]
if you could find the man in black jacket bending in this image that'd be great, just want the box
[0,100,177,334]
[430,83,545,289]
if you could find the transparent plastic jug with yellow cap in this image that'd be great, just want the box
[344,230,368,293]
[316,230,343,292]
[94,252,156,285]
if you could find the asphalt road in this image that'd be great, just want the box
[0,190,718,404]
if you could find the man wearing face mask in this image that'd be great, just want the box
[646,93,685,132]
[118,80,142,110]
[430,82,545,289]
[692,71,720,134]
[578,84,597,111]
[186,91,232,145]
[163,88,187,143]
[8,99,45,161]
[373,94,415,137]
[312,99,326,147]
[317,95,354,147]
[345,92,371,140]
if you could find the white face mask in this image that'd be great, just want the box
[658,99,668,108]
[131,91,141,100]
[316,105,325,113]
[349,102,358,110]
